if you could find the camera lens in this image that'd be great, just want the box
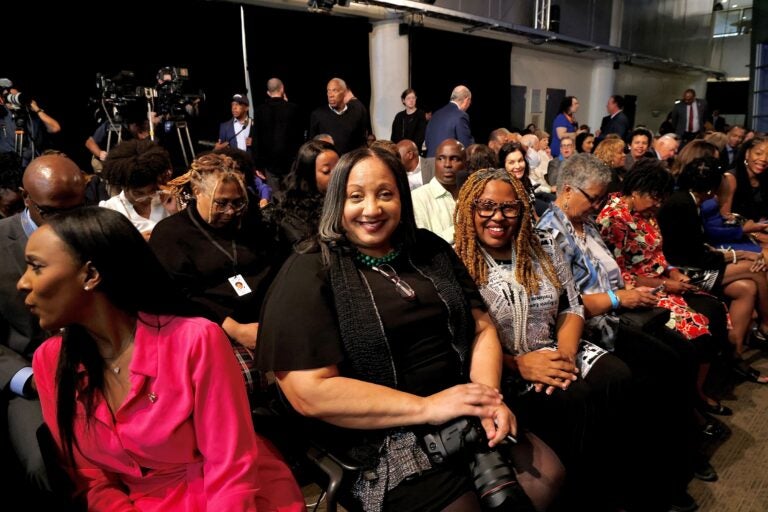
[471,450,535,511]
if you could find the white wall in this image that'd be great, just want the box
[614,66,708,132]
[509,45,711,135]
[509,46,596,133]
[710,35,750,79]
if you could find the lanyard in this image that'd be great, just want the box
[187,207,238,268]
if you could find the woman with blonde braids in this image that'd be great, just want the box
[150,153,278,406]
[454,168,632,510]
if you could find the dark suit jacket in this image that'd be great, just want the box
[547,158,563,189]
[424,102,473,157]
[670,99,708,137]
[0,214,47,391]
[596,111,630,144]
[656,191,724,271]
[712,116,726,132]
[252,97,304,176]
[719,144,738,170]
[218,118,254,151]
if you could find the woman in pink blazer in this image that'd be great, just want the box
[19,207,304,511]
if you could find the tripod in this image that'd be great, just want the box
[171,118,196,168]
[12,110,38,163]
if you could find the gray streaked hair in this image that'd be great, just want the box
[329,77,347,91]
[556,153,612,194]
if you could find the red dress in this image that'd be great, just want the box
[597,194,713,340]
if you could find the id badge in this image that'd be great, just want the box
[228,274,252,296]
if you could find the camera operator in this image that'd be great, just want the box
[0,79,61,166]
[85,109,151,173]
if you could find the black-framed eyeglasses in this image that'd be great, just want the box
[212,198,247,213]
[27,199,82,219]
[372,264,417,301]
[574,186,607,208]
[473,199,522,219]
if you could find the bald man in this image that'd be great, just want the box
[396,139,434,190]
[308,78,368,155]
[252,78,303,184]
[0,153,84,506]
[411,139,466,243]
[423,85,474,157]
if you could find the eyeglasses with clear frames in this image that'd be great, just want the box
[212,199,247,213]
[371,264,417,301]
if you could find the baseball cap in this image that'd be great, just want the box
[232,94,249,106]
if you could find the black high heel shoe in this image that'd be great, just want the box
[698,399,733,416]
[732,358,768,384]
[748,327,768,350]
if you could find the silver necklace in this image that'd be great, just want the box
[104,339,135,375]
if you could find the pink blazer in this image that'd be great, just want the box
[33,314,305,512]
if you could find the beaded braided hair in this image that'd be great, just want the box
[454,168,560,294]
[166,153,248,221]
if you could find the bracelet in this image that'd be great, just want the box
[731,249,737,264]
[607,289,620,310]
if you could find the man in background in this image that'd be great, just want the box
[424,85,474,157]
[252,78,303,187]
[215,94,253,152]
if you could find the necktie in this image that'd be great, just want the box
[688,104,694,132]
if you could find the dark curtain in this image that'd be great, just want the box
[3,0,371,170]
[410,26,512,146]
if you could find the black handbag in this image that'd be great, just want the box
[619,307,671,333]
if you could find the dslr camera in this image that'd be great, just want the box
[422,417,535,511]
[0,78,31,111]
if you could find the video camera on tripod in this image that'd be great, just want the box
[89,71,151,125]
[154,66,205,120]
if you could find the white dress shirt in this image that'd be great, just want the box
[411,177,456,244]
[407,159,424,190]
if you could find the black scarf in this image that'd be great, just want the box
[327,232,473,388]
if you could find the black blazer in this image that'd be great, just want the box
[596,111,630,144]
[0,214,47,390]
[656,191,724,270]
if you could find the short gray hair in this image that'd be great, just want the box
[557,153,611,194]
[329,77,347,91]
[450,85,471,102]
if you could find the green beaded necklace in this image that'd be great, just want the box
[355,248,401,268]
